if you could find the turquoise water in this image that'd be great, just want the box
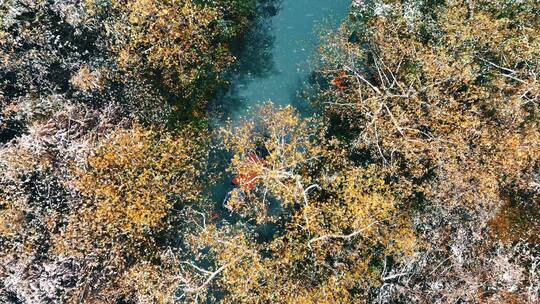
[214,0,350,120]
[209,0,350,214]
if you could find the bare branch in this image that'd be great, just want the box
[308,221,381,247]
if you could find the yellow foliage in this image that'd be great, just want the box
[58,125,207,244]
[52,125,208,301]
[0,200,24,238]
[317,0,540,211]
[222,103,327,221]
[211,105,418,302]
[118,256,180,304]
[96,0,233,95]
[70,65,103,91]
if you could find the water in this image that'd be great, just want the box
[208,0,350,220]
[213,0,351,121]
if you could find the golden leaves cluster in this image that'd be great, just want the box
[221,103,326,221]
[317,1,540,215]
[97,0,234,95]
[210,104,417,302]
[59,124,207,246]
[49,124,209,301]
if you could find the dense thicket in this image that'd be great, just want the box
[206,104,418,302]
[312,0,539,302]
[0,0,258,302]
[1,0,538,303]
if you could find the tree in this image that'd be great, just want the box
[52,125,209,302]
[87,0,258,117]
[184,104,418,303]
[0,0,260,301]
[315,0,540,302]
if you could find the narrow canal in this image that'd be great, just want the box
[209,0,350,215]
[212,0,350,121]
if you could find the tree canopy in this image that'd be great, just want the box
[1,0,538,303]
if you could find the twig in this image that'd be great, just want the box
[308,221,381,247]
